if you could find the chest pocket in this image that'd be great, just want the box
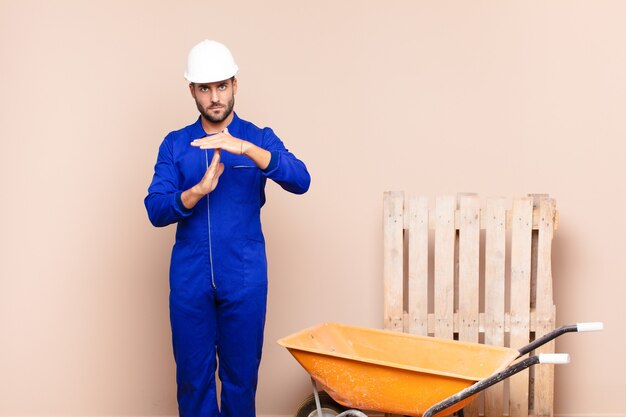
[226,164,260,204]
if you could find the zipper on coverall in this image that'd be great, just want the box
[205,150,216,289]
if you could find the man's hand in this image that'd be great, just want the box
[197,149,225,194]
[191,128,245,155]
[180,149,224,209]
[190,128,272,170]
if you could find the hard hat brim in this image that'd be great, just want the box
[184,66,238,83]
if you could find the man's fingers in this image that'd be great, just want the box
[209,161,224,174]
[207,149,221,169]
[211,148,221,163]
[201,160,224,194]
[192,131,238,153]
[191,136,222,149]
[210,163,224,190]
[207,159,222,176]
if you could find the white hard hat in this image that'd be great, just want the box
[184,40,239,83]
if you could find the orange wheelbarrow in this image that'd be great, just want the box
[278,322,602,417]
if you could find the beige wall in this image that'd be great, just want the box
[1,1,624,416]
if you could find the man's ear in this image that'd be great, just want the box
[189,83,196,99]
[232,78,238,95]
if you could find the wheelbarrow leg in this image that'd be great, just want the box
[310,377,367,417]
[310,377,324,417]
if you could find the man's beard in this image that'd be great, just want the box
[197,96,235,123]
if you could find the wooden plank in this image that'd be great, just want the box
[484,197,506,417]
[509,197,534,417]
[426,207,557,231]
[533,198,556,417]
[458,195,480,343]
[408,196,429,336]
[383,191,404,332]
[457,195,480,417]
[434,195,456,339]
[425,310,547,335]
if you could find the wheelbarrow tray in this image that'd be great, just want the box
[278,322,519,417]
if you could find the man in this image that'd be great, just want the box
[145,40,310,417]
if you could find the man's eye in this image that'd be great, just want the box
[200,87,209,92]
[218,85,227,90]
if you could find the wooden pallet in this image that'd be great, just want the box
[383,192,558,417]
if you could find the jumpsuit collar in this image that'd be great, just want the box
[193,112,242,138]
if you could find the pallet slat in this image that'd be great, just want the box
[458,195,480,343]
[383,191,404,332]
[533,198,556,417]
[434,196,456,339]
[458,195,481,417]
[508,197,534,417]
[408,196,429,336]
[484,197,506,417]
[425,207,556,231]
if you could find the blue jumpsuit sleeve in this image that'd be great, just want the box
[260,128,311,194]
[144,135,194,227]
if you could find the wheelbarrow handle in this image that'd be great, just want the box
[422,355,541,417]
[577,322,604,332]
[422,351,574,417]
[517,322,604,357]
[538,353,570,364]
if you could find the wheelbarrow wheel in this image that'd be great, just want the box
[295,391,348,417]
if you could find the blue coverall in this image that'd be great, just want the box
[145,113,310,417]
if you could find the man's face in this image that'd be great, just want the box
[189,78,237,123]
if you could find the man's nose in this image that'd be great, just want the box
[210,89,220,102]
